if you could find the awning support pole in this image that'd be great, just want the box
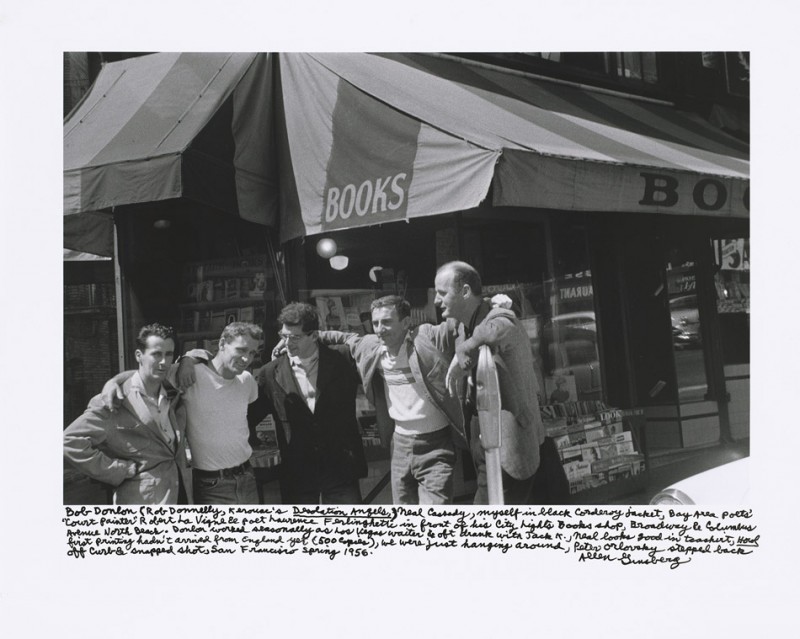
[113,222,125,373]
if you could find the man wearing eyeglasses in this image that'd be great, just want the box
[248,302,367,504]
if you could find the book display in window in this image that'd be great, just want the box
[178,254,277,352]
[541,402,645,495]
[250,414,281,469]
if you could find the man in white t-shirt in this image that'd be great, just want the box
[102,322,263,504]
[179,322,261,504]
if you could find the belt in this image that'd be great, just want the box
[394,425,451,439]
[194,461,252,479]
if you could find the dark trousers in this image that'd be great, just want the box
[472,437,569,505]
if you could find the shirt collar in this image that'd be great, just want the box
[289,347,319,368]
[379,331,413,356]
[130,371,168,405]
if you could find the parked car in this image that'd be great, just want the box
[542,312,602,400]
[649,457,749,505]
[547,311,596,332]
[670,295,701,349]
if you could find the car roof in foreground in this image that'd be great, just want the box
[653,457,750,506]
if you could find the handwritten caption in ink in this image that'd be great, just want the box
[63,506,759,568]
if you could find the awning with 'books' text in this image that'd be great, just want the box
[64,52,749,254]
[276,53,749,242]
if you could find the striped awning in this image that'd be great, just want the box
[63,52,278,255]
[276,53,749,241]
[64,52,749,253]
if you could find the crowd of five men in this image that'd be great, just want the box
[64,260,557,507]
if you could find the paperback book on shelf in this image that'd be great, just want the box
[224,308,239,325]
[224,278,239,299]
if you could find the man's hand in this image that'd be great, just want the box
[271,339,287,361]
[125,461,140,479]
[175,356,200,391]
[455,343,476,371]
[254,364,269,387]
[446,355,469,397]
[101,378,125,412]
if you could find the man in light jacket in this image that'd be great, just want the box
[317,295,467,505]
[64,323,192,504]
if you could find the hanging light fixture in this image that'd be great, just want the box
[368,266,383,282]
[316,238,337,258]
[329,255,349,270]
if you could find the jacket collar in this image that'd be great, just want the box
[466,300,492,336]
[273,353,302,397]
[121,373,159,428]
[273,343,335,407]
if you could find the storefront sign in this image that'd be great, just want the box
[324,173,408,223]
[559,284,593,301]
[715,238,750,271]
[495,153,749,219]
[638,172,750,213]
[668,270,696,295]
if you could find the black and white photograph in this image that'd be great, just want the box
[1,1,795,638]
[60,48,750,508]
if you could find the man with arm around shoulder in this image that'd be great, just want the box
[317,295,467,505]
[64,323,192,505]
[101,322,263,505]
[249,302,367,504]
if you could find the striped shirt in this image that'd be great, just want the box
[379,344,449,435]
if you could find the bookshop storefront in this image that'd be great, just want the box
[283,203,749,502]
[273,53,750,501]
[64,52,749,503]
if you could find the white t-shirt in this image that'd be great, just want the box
[380,345,449,435]
[181,363,258,471]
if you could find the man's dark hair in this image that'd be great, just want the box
[136,323,175,351]
[438,261,482,296]
[220,322,264,343]
[278,302,320,332]
[370,295,411,319]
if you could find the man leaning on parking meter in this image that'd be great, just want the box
[435,260,545,505]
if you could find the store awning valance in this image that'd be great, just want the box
[65,52,750,253]
[276,53,749,242]
[64,52,278,256]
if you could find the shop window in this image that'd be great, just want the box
[666,249,709,404]
[713,238,750,364]
[542,222,603,403]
